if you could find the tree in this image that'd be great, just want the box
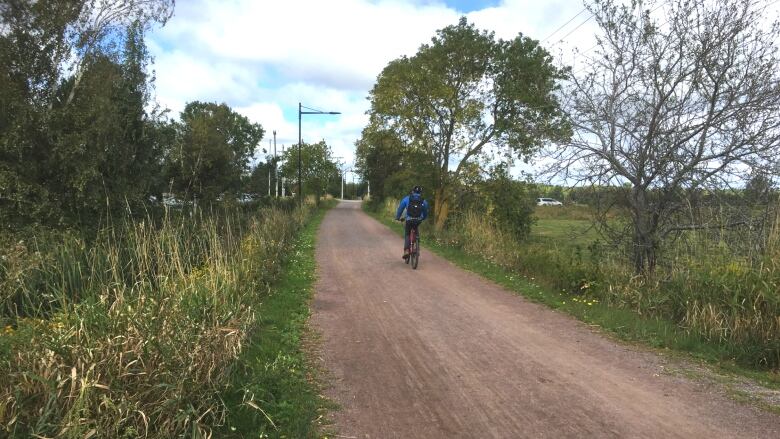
[484,164,537,240]
[744,171,776,205]
[279,141,338,204]
[355,127,435,203]
[49,21,164,221]
[549,0,780,273]
[167,102,264,204]
[0,0,172,109]
[366,17,569,230]
[0,1,173,228]
[245,161,271,197]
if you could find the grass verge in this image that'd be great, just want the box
[220,201,335,438]
[365,206,780,397]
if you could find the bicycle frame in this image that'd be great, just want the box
[408,220,420,269]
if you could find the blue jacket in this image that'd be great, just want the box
[396,194,429,220]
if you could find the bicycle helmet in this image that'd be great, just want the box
[412,185,422,194]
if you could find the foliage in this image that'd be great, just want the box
[279,141,339,203]
[166,101,264,204]
[550,0,780,273]
[483,164,537,240]
[0,2,173,229]
[363,17,569,229]
[221,204,335,438]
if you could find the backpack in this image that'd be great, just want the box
[407,193,424,218]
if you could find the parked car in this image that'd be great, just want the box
[536,197,563,206]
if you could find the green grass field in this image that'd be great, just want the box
[531,219,598,244]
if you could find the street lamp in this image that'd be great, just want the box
[298,102,340,208]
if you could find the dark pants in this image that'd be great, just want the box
[404,219,421,250]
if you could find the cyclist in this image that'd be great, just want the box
[395,186,430,260]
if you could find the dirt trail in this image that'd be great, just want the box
[311,201,779,438]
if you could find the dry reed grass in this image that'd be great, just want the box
[0,206,309,437]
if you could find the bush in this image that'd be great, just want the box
[484,166,536,240]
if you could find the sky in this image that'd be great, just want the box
[144,0,608,177]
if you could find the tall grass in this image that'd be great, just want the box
[380,198,780,369]
[0,205,310,437]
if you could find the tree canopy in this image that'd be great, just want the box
[363,17,569,229]
[1,2,172,227]
[167,102,264,204]
[279,141,339,203]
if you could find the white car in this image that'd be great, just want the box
[536,197,563,206]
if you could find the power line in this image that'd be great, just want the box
[568,0,678,76]
[554,14,595,45]
[569,0,780,77]
[542,7,588,42]
[565,0,671,61]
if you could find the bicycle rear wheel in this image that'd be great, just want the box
[411,236,419,269]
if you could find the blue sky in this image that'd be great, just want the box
[146,0,598,175]
[440,0,501,12]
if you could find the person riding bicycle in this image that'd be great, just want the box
[395,186,430,260]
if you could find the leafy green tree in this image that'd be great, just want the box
[355,126,408,202]
[0,1,173,228]
[49,22,165,223]
[484,164,536,240]
[167,102,264,204]
[279,141,338,204]
[245,161,271,197]
[366,17,569,230]
[744,172,775,205]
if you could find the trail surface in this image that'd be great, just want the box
[311,201,779,438]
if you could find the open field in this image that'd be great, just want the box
[371,198,780,372]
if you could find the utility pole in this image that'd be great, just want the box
[273,130,278,197]
[342,167,351,200]
[268,139,272,196]
[332,156,344,200]
[281,145,286,197]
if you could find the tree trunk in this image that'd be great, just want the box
[631,186,658,274]
[434,186,450,231]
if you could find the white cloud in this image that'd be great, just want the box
[148,0,604,173]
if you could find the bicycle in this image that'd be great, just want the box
[405,218,421,269]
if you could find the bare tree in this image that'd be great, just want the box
[548,0,780,273]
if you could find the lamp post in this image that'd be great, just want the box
[298,102,340,208]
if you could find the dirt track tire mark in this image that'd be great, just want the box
[311,201,779,438]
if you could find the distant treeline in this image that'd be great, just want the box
[0,2,300,234]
